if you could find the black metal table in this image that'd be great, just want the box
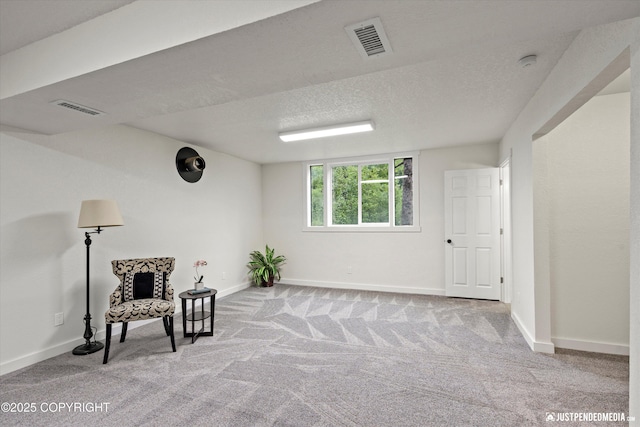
[178,288,217,343]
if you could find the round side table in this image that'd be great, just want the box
[178,288,217,343]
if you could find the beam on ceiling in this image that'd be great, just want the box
[0,0,319,100]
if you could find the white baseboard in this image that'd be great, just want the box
[0,336,87,376]
[511,311,555,354]
[0,319,163,376]
[0,281,253,376]
[509,313,627,356]
[553,337,629,356]
[279,278,446,296]
[216,281,252,298]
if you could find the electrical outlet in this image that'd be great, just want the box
[222,271,227,280]
[54,312,64,326]
[347,265,353,274]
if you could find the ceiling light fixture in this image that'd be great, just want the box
[279,121,374,142]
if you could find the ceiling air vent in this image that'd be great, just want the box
[51,100,105,116]
[345,17,393,59]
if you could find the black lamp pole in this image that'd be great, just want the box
[72,227,104,355]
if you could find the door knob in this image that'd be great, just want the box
[446,239,452,244]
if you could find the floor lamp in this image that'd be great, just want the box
[74,199,124,355]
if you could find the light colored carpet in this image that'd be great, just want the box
[0,284,629,426]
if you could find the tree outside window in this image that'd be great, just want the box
[307,153,417,230]
[310,165,324,226]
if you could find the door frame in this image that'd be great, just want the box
[500,153,513,304]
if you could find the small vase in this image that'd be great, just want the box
[194,282,204,290]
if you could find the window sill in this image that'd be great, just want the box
[302,225,421,233]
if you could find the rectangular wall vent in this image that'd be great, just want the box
[51,100,105,116]
[345,17,393,59]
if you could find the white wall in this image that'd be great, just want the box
[0,125,263,374]
[499,17,639,421]
[536,92,630,354]
[629,26,639,424]
[262,143,498,294]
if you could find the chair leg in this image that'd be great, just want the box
[163,317,170,336]
[168,316,176,352]
[103,324,112,364]
[120,322,128,343]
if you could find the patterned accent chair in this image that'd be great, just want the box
[103,257,177,364]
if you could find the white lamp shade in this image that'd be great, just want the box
[77,199,124,228]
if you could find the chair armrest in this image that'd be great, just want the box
[109,286,123,307]
[165,282,174,302]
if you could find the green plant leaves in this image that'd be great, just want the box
[247,245,286,285]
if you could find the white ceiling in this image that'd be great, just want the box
[0,0,136,55]
[1,0,638,164]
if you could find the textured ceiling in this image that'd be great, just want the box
[0,0,135,55]
[1,0,638,164]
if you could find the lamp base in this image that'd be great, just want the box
[72,341,104,356]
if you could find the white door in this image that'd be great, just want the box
[444,168,501,300]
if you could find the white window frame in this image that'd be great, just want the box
[303,152,420,232]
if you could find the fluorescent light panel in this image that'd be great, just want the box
[279,121,374,142]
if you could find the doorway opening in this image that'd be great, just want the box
[532,66,630,355]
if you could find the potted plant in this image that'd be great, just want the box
[248,245,286,287]
[193,259,207,290]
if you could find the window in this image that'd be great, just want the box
[310,165,324,226]
[305,153,419,231]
